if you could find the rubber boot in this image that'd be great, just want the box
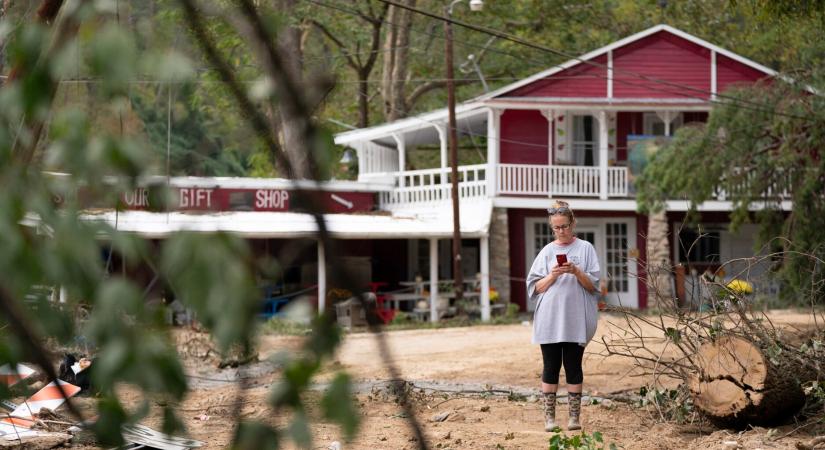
[543,392,558,432]
[568,392,582,431]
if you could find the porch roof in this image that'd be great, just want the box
[78,199,493,239]
[333,102,489,147]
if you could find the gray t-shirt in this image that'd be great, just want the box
[527,238,601,346]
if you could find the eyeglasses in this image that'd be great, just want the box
[547,206,570,215]
[552,223,571,232]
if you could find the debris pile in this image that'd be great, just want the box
[0,362,204,449]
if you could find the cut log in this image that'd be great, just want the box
[688,335,813,427]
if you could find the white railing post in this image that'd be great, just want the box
[598,110,609,200]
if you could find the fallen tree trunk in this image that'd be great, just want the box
[688,335,816,427]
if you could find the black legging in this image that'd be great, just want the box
[540,342,585,384]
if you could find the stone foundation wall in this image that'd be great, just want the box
[490,207,511,302]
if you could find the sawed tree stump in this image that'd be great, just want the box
[688,335,814,427]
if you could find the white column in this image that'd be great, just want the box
[392,133,406,188]
[429,238,439,323]
[486,109,501,197]
[598,110,609,200]
[59,286,67,303]
[480,235,490,322]
[711,50,717,101]
[656,111,674,136]
[607,50,613,99]
[317,240,326,314]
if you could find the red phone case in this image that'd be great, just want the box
[556,254,567,265]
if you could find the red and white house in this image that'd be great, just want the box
[82,25,785,319]
[333,24,786,312]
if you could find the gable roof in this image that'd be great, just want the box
[478,24,778,101]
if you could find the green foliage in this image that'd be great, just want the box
[636,81,825,304]
[637,385,693,423]
[0,3,360,448]
[547,428,618,450]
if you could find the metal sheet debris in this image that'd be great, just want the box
[121,424,203,450]
[0,364,36,387]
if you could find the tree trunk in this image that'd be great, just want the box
[688,335,816,428]
[0,0,10,76]
[646,210,673,309]
[271,0,311,179]
[381,0,414,122]
[357,70,369,128]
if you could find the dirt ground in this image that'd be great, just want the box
[32,310,825,449]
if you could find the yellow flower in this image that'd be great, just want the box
[726,279,753,295]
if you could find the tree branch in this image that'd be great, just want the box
[406,77,476,111]
[309,19,359,70]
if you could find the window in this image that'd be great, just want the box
[572,115,599,166]
[643,112,683,136]
[678,228,721,264]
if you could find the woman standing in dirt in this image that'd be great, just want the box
[527,200,600,431]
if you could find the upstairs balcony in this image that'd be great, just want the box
[370,162,793,210]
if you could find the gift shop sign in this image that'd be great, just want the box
[120,187,373,213]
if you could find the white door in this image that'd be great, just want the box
[525,217,638,310]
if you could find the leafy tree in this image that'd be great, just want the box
[636,81,825,304]
[0,2,366,448]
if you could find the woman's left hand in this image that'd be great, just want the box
[558,263,578,275]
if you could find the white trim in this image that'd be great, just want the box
[494,197,638,211]
[607,50,613,98]
[491,197,793,212]
[490,97,710,104]
[711,50,717,101]
[76,175,395,192]
[334,103,487,145]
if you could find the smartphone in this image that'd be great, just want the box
[555,254,568,266]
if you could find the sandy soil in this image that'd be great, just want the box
[44,310,825,449]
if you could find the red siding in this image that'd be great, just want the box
[509,55,607,98]
[716,54,770,94]
[613,31,711,99]
[499,109,549,164]
[636,214,648,309]
[508,209,536,311]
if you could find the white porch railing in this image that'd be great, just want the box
[497,164,629,197]
[714,168,793,201]
[380,164,487,208]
